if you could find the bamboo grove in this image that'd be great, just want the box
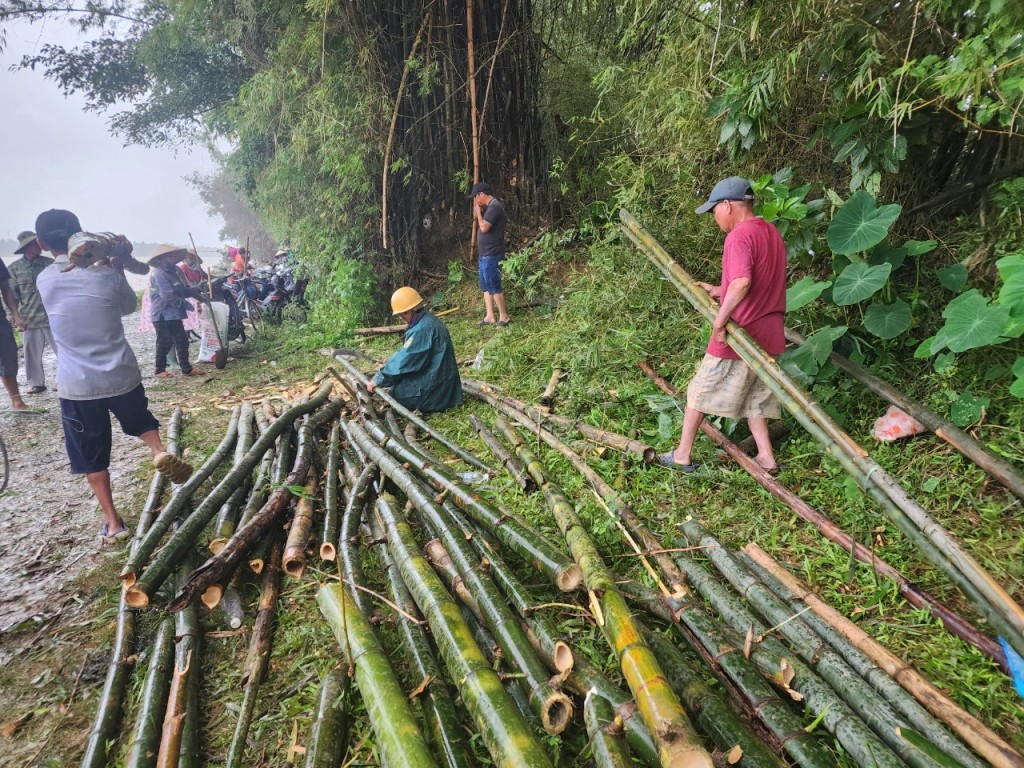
[79,344,1023,766]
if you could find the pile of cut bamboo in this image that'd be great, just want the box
[79,361,1022,768]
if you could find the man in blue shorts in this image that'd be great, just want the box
[471,182,510,327]
[34,209,194,544]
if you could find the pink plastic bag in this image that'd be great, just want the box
[872,406,926,442]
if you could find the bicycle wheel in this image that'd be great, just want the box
[0,432,9,494]
[243,298,264,334]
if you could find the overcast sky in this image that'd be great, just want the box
[1,19,226,247]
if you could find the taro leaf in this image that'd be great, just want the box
[950,389,989,427]
[868,242,907,270]
[826,190,902,255]
[984,364,1008,381]
[936,264,968,292]
[914,335,937,358]
[786,276,831,311]
[1013,356,1024,379]
[938,290,1009,353]
[863,299,912,339]
[832,262,892,306]
[780,325,847,376]
[995,252,1024,280]
[934,352,956,373]
[904,239,937,256]
[1011,377,1024,398]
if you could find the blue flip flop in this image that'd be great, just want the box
[656,453,700,472]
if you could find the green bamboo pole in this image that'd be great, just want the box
[319,422,343,561]
[360,417,581,592]
[620,208,1024,659]
[305,668,349,768]
[372,492,555,768]
[124,617,175,768]
[425,538,482,618]
[740,544,1024,768]
[679,518,984,768]
[338,463,378,613]
[318,583,440,768]
[156,564,200,768]
[349,421,574,736]
[469,415,536,493]
[234,411,275,535]
[122,408,242,586]
[225,537,282,768]
[645,632,787,768]
[786,327,1024,501]
[283,468,318,578]
[584,690,634,768]
[249,426,294,574]
[210,402,256,551]
[333,356,493,472]
[618,581,835,768]
[79,410,182,768]
[504,425,712,768]
[371,504,474,768]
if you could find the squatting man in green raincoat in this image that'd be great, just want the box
[366,286,463,413]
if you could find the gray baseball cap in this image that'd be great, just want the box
[695,176,754,214]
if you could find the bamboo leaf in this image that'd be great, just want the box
[833,262,892,305]
[826,191,902,255]
[863,299,912,339]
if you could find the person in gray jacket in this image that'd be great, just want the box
[35,209,193,544]
[148,245,205,377]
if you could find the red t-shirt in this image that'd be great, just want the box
[706,217,786,359]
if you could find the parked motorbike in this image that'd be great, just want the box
[260,262,309,324]
[210,274,248,342]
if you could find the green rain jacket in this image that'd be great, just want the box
[372,311,463,413]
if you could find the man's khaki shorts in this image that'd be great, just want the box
[686,354,781,419]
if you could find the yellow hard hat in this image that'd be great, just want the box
[391,286,424,315]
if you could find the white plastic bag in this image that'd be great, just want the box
[198,301,230,362]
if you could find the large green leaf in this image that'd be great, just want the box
[937,290,1009,353]
[996,253,1024,280]
[786,276,831,311]
[950,389,989,427]
[868,242,907,270]
[936,264,968,292]
[826,191,902,255]
[904,239,937,256]
[780,325,847,376]
[863,299,912,339]
[832,262,892,305]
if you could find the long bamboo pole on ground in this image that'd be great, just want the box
[283,468,318,578]
[124,617,175,768]
[360,416,581,592]
[79,410,181,768]
[304,668,349,768]
[621,207,1024,660]
[231,409,276,538]
[319,422,342,561]
[338,464,378,613]
[350,421,574,736]
[354,307,459,337]
[332,357,494,472]
[679,519,983,768]
[741,543,1024,768]
[371,505,474,768]
[156,565,200,768]
[250,425,294,576]
[211,402,256,550]
[122,408,241,587]
[786,327,1024,501]
[318,583,441,768]
[372,492,555,768]
[167,420,314,613]
[504,424,713,768]
[584,690,634,768]
[225,538,282,768]
[469,414,536,493]
[638,360,1006,666]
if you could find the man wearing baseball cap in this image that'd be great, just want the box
[9,231,56,394]
[658,176,786,475]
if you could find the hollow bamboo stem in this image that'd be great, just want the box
[156,567,200,768]
[124,617,175,768]
[211,402,256,551]
[319,422,342,562]
[304,668,349,768]
[469,414,536,493]
[338,463,378,614]
[283,469,318,579]
[584,689,634,768]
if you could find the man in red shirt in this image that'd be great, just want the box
[659,177,786,475]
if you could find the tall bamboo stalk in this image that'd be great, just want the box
[305,668,349,768]
[319,422,342,561]
[504,424,712,768]
[283,469,318,578]
[469,414,535,493]
[124,617,175,768]
[371,504,474,768]
[787,327,1024,501]
[318,583,441,768]
[638,360,1005,666]
[226,538,282,768]
[741,543,1024,768]
[621,207,1024,660]
[584,690,634,768]
[349,421,573,736]
[333,357,493,472]
[360,416,581,592]
[372,493,555,768]
[677,520,984,768]
[210,402,256,552]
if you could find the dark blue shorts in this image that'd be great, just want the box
[60,384,160,474]
[0,320,17,379]
[479,255,504,294]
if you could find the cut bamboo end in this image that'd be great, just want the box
[120,570,137,589]
[539,691,573,735]
[124,587,149,608]
[555,564,583,592]
[283,553,306,579]
[208,538,227,555]
[641,447,657,463]
[664,748,716,768]
[551,641,574,674]
[200,585,223,611]
[319,543,337,562]
[249,558,265,575]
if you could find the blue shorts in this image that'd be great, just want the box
[479,255,504,294]
[60,384,160,474]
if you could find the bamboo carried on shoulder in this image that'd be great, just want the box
[621,207,1024,660]
[741,543,1024,768]
[786,327,1024,501]
[638,360,1004,667]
